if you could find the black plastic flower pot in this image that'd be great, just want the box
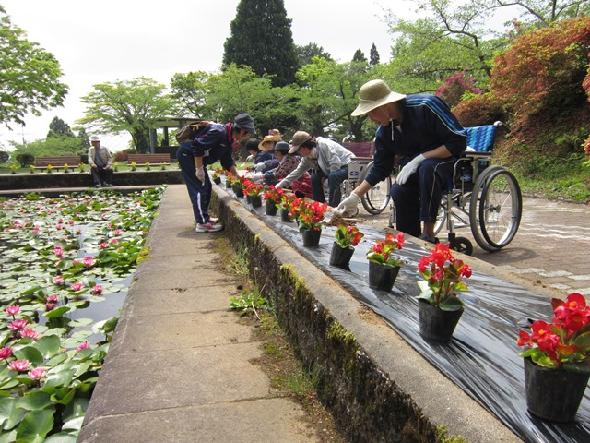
[213,177,221,185]
[280,208,291,222]
[232,185,243,198]
[329,242,354,268]
[250,195,262,209]
[301,228,322,247]
[418,299,464,342]
[225,180,232,189]
[265,199,278,216]
[246,195,252,204]
[368,261,399,292]
[524,357,590,423]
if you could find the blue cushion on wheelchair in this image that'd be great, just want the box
[465,125,496,152]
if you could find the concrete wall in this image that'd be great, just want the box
[0,171,183,190]
[213,187,519,443]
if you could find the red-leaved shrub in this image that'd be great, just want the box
[452,93,505,127]
[491,17,590,117]
[435,71,481,108]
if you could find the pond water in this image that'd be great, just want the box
[230,187,589,443]
[0,188,163,441]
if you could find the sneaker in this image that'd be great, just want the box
[208,217,219,223]
[195,221,224,233]
[420,234,439,244]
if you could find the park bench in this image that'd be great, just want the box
[127,153,171,166]
[33,156,81,171]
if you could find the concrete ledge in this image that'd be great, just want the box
[213,186,519,442]
[0,170,183,190]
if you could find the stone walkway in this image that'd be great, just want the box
[79,185,318,442]
[361,196,590,296]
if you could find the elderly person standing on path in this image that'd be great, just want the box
[276,131,353,207]
[88,135,113,187]
[336,79,466,243]
[177,113,255,233]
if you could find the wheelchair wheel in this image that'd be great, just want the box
[450,236,473,256]
[469,166,522,251]
[359,161,392,214]
[433,195,470,235]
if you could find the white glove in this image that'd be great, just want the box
[276,179,288,189]
[396,154,425,185]
[251,172,264,181]
[254,163,266,172]
[336,192,360,216]
[195,166,206,183]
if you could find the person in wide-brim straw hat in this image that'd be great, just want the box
[337,79,467,244]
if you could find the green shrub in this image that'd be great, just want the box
[16,152,35,167]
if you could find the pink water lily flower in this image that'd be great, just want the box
[70,282,84,292]
[72,259,81,266]
[45,303,56,311]
[90,284,103,295]
[46,294,59,304]
[5,305,20,317]
[53,275,65,286]
[113,229,124,236]
[8,319,28,331]
[20,328,40,340]
[76,341,89,352]
[55,223,64,230]
[28,367,46,380]
[99,242,109,249]
[53,245,64,258]
[12,220,24,229]
[8,359,30,372]
[0,347,13,360]
[83,256,95,267]
[110,238,120,246]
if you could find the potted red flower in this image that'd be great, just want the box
[263,186,284,216]
[243,180,263,208]
[417,243,471,341]
[277,194,295,222]
[517,292,590,422]
[298,200,328,247]
[212,167,223,185]
[330,224,364,268]
[366,232,405,291]
[227,174,243,197]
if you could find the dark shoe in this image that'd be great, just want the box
[94,184,101,188]
[420,234,439,244]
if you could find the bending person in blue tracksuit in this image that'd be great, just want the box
[337,79,466,243]
[177,113,255,233]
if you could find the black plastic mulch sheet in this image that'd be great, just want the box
[229,191,590,443]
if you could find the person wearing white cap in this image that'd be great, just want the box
[88,135,113,187]
[336,79,466,243]
[276,131,353,207]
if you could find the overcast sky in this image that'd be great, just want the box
[0,0,512,150]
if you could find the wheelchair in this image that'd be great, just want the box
[432,122,522,255]
[340,157,393,215]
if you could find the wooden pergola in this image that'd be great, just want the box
[148,117,196,153]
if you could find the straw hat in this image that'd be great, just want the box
[258,134,280,151]
[351,79,406,116]
[288,131,313,154]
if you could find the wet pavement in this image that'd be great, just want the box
[359,196,590,297]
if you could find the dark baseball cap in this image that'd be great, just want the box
[275,141,290,153]
[233,113,255,133]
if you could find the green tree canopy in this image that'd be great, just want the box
[77,77,173,152]
[295,42,333,66]
[370,43,380,66]
[170,71,211,119]
[0,6,68,127]
[47,116,74,138]
[352,49,368,63]
[492,0,590,27]
[223,0,299,86]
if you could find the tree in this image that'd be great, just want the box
[47,116,74,138]
[223,0,299,87]
[170,71,211,118]
[493,0,590,27]
[352,49,368,63]
[0,6,68,127]
[295,42,333,67]
[77,128,90,149]
[77,78,173,152]
[370,43,380,66]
